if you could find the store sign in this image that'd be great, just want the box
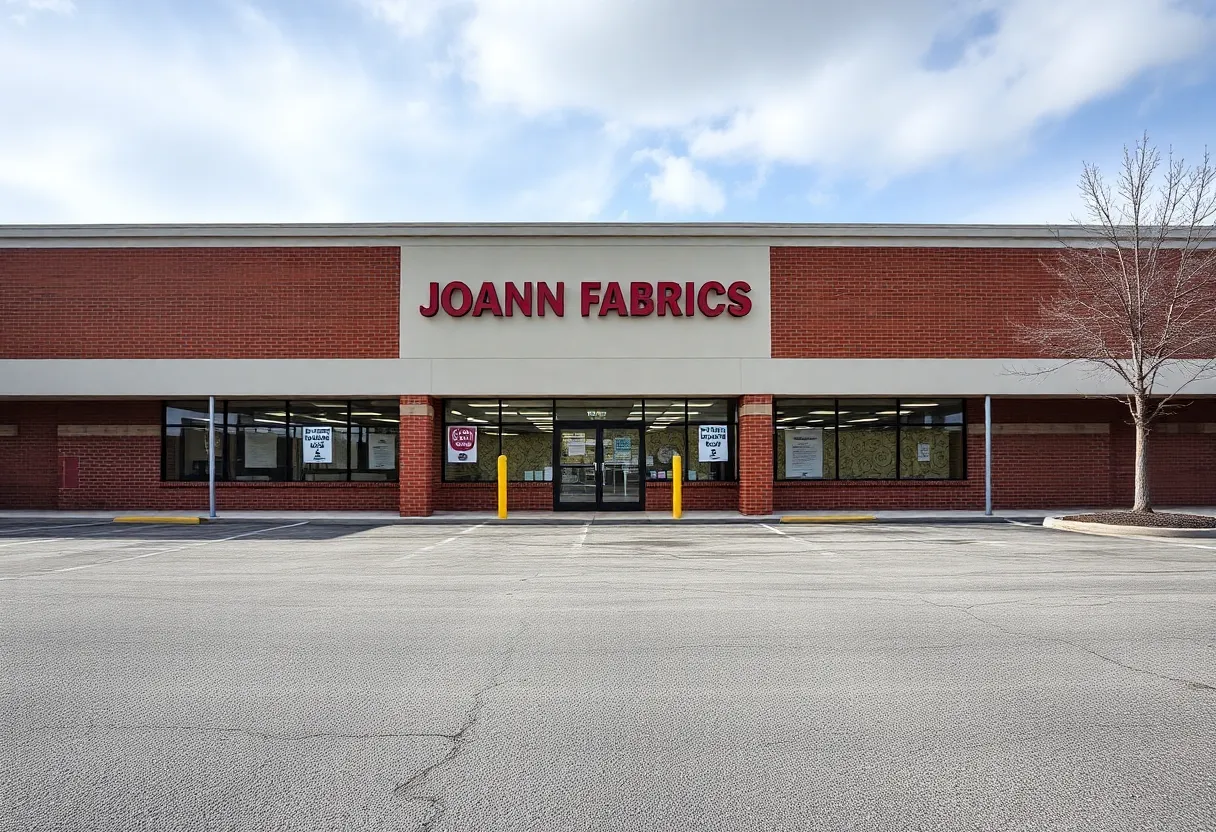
[419,280,752,319]
[698,425,728,462]
[303,426,332,464]
[447,426,478,463]
[784,428,823,478]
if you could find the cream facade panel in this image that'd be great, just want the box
[6,358,1216,398]
[399,243,771,360]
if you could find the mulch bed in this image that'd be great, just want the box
[1063,511,1216,529]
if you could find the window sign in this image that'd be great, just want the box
[698,425,729,462]
[303,426,333,464]
[245,431,279,469]
[613,436,632,461]
[785,428,824,478]
[917,442,932,463]
[369,433,396,470]
[447,426,478,463]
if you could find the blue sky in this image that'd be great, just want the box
[1,0,1214,224]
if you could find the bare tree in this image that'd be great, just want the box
[1022,134,1216,512]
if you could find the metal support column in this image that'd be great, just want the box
[208,396,217,520]
[984,395,992,516]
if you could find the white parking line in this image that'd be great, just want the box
[393,526,478,562]
[0,522,310,581]
[0,523,130,549]
[760,523,791,537]
[0,521,110,537]
[571,522,590,552]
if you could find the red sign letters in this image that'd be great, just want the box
[419,281,751,319]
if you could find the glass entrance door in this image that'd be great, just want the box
[556,425,643,510]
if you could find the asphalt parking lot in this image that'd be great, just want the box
[1,519,1214,832]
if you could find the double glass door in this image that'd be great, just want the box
[556,425,643,510]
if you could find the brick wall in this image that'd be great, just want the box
[770,247,1059,358]
[398,396,436,516]
[0,402,58,509]
[0,400,397,512]
[0,247,400,358]
[738,395,773,515]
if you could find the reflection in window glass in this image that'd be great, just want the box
[645,424,685,481]
[774,399,837,480]
[227,401,289,482]
[502,400,553,482]
[899,399,965,479]
[351,400,399,482]
[773,399,967,481]
[290,401,350,481]
[164,401,217,481]
[443,400,499,482]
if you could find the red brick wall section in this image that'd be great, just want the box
[645,482,739,511]
[399,396,435,517]
[0,400,397,512]
[738,395,774,515]
[770,247,1060,358]
[0,402,58,509]
[0,247,400,358]
[436,483,553,512]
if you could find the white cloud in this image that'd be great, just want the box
[635,150,725,215]
[354,0,457,37]
[456,0,1213,177]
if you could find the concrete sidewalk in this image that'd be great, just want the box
[5,507,1201,526]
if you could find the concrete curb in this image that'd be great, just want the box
[0,514,1046,528]
[189,515,1043,527]
[1043,516,1216,539]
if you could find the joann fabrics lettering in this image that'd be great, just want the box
[419,280,751,318]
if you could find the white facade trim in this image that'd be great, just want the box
[2,358,1214,398]
[0,222,1105,249]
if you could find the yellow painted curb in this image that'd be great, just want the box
[113,516,204,525]
[779,515,875,523]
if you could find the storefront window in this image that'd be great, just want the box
[163,401,218,481]
[162,400,398,483]
[351,400,400,482]
[775,399,837,479]
[441,398,737,483]
[502,400,554,482]
[443,400,500,482]
[774,399,966,481]
[227,401,290,482]
[685,400,735,482]
[290,401,350,482]
[898,400,965,479]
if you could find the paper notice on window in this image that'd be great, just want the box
[245,431,279,469]
[543,466,553,481]
[784,428,823,478]
[698,425,728,462]
[369,433,396,469]
[917,442,931,463]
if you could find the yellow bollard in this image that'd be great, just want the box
[497,454,508,520]
[672,454,683,520]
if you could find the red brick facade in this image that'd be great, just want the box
[2,241,1213,516]
[770,247,1058,358]
[0,247,400,358]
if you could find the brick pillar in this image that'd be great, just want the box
[399,396,436,517]
[739,395,773,516]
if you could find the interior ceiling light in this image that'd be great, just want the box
[688,402,713,407]
[350,412,381,416]
[469,403,498,408]
[777,416,802,422]
[809,410,835,415]
[372,418,399,423]
[465,417,489,424]
[902,402,940,407]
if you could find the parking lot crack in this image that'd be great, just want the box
[393,622,529,831]
[919,597,1216,692]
